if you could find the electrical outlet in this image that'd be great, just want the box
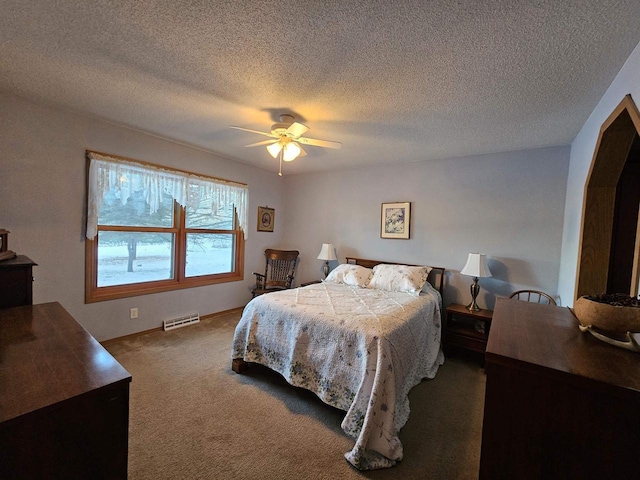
[130,307,139,319]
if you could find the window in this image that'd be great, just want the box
[85,151,248,303]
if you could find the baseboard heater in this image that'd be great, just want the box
[163,313,200,331]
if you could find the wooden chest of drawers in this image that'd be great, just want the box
[480,298,640,479]
[0,255,37,308]
[0,302,132,479]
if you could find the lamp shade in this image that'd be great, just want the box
[283,142,301,162]
[266,142,282,158]
[460,253,492,278]
[317,243,337,261]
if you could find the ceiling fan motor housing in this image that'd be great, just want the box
[271,114,295,136]
[271,124,290,135]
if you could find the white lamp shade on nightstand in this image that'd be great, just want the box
[317,244,337,261]
[460,253,492,278]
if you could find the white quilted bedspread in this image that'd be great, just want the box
[231,282,444,470]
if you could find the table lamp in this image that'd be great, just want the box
[460,253,492,312]
[317,243,337,279]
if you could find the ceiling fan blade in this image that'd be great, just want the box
[297,145,307,157]
[230,126,278,138]
[244,139,279,147]
[286,122,309,138]
[296,136,342,149]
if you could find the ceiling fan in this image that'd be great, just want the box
[230,114,341,175]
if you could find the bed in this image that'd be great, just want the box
[231,257,445,470]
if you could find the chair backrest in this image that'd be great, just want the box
[509,289,557,305]
[263,249,299,289]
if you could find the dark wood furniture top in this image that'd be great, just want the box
[0,254,32,267]
[345,256,445,295]
[0,302,132,479]
[0,255,37,309]
[480,298,640,480]
[0,254,36,269]
[444,303,493,355]
[485,298,640,391]
[0,302,131,423]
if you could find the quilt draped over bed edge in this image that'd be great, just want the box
[231,282,444,470]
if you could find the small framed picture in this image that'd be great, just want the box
[381,202,411,239]
[257,206,275,232]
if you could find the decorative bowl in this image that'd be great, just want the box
[573,295,640,333]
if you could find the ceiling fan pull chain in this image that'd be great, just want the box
[278,150,283,176]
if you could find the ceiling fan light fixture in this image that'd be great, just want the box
[266,142,282,158]
[283,142,301,162]
[231,113,341,174]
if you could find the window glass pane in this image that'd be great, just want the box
[185,233,234,277]
[98,188,174,228]
[185,188,234,229]
[97,232,175,287]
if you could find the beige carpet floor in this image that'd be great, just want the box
[105,310,486,480]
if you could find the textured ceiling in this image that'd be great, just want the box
[1,1,640,175]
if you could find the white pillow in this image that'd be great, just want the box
[323,264,373,288]
[368,264,432,295]
[343,267,373,288]
[323,264,350,283]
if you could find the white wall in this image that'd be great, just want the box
[557,40,640,306]
[0,93,285,341]
[0,91,573,341]
[284,146,570,309]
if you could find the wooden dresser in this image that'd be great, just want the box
[0,302,132,479]
[480,298,640,479]
[0,255,37,308]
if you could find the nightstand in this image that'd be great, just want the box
[444,304,493,355]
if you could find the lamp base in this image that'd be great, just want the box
[323,261,330,279]
[466,300,481,312]
[467,276,482,312]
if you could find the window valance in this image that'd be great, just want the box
[86,151,249,240]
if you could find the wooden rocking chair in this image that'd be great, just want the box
[251,249,299,297]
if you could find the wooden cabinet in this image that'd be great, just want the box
[444,303,493,354]
[0,255,37,308]
[480,298,640,480]
[0,302,132,479]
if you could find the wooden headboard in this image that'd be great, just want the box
[345,257,445,295]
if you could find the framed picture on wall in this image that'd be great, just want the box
[257,206,275,232]
[381,202,411,239]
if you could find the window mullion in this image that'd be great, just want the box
[175,202,186,282]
